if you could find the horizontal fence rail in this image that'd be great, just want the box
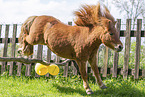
[0,19,145,79]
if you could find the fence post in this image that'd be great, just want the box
[25,55,33,76]
[9,24,17,76]
[102,47,108,77]
[63,62,69,77]
[16,60,22,76]
[35,45,43,77]
[0,24,2,37]
[45,48,51,77]
[123,19,131,79]
[134,19,142,79]
[112,19,121,77]
[1,25,9,74]
[0,24,2,73]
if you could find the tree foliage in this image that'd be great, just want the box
[113,0,145,28]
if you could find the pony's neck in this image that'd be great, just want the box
[86,26,103,49]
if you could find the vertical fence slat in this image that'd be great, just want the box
[25,56,32,76]
[0,24,2,37]
[102,47,108,77]
[0,24,2,73]
[47,48,51,63]
[45,48,51,77]
[25,64,32,76]
[142,69,145,78]
[35,45,43,77]
[134,19,142,79]
[16,61,22,76]
[3,25,9,57]
[1,25,9,74]
[123,19,131,79]
[9,24,17,76]
[63,62,69,77]
[72,61,77,75]
[112,19,121,77]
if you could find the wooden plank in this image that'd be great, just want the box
[63,62,69,77]
[0,25,2,73]
[35,45,43,77]
[37,45,43,59]
[123,19,131,79]
[16,62,22,76]
[25,64,31,76]
[0,24,2,37]
[72,60,80,75]
[9,24,17,76]
[25,55,33,76]
[55,56,60,63]
[142,69,145,78]
[3,25,9,57]
[45,48,51,77]
[134,19,142,79]
[1,25,9,74]
[102,46,108,77]
[72,61,77,75]
[68,21,72,25]
[112,19,121,77]
[47,48,51,63]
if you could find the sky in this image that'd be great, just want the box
[0,0,121,24]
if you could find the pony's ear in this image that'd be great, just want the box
[96,3,102,17]
[104,5,110,13]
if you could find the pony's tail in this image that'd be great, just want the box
[19,16,38,47]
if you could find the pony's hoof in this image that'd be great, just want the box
[86,89,94,95]
[100,84,107,89]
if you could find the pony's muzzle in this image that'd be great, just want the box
[115,44,123,52]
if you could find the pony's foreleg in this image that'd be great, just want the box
[76,60,93,94]
[88,54,107,89]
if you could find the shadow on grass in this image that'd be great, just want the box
[52,83,87,96]
[52,80,145,97]
[93,80,145,97]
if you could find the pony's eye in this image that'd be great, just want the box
[109,33,113,35]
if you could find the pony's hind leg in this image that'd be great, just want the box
[76,60,93,94]
[88,53,107,89]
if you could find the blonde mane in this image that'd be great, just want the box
[74,3,116,27]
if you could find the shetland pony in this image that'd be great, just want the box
[18,3,123,94]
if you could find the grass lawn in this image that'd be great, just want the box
[0,74,145,97]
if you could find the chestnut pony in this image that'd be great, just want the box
[18,3,123,94]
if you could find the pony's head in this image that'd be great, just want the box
[18,38,33,56]
[98,18,123,52]
[18,16,37,56]
[74,3,123,52]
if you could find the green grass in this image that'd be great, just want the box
[0,74,145,97]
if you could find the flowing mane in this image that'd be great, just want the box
[74,3,116,27]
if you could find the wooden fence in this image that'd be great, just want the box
[0,19,145,79]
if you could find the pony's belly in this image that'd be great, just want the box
[48,46,76,60]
